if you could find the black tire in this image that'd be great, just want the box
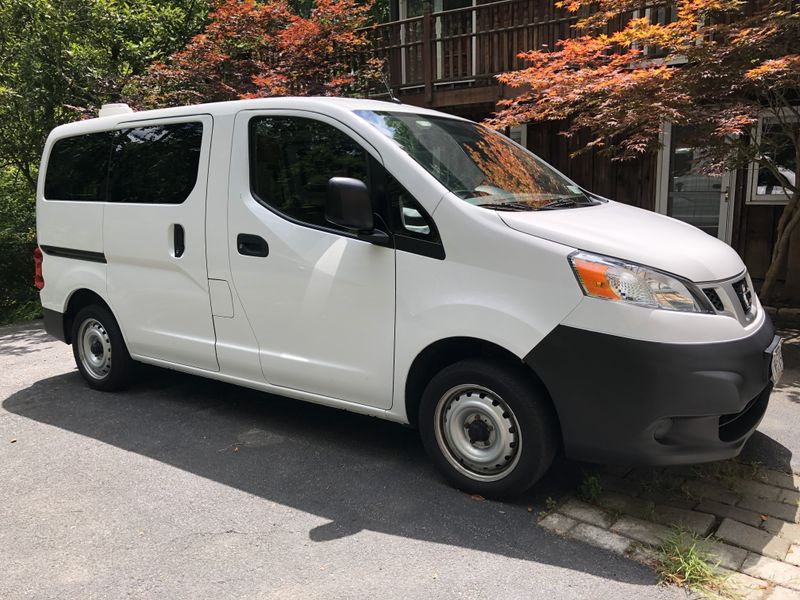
[419,358,558,499]
[71,304,135,391]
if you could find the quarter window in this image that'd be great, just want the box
[249,116,370,230]
[108,122,203,204]
[385,174,435,239]
[44,132,113,201]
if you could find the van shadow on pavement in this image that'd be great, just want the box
[5,364,662,587]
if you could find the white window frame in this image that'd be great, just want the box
[509,125,527,149]
[655,121,736,243]
[746,110,797,205]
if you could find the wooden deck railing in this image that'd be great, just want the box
[363,0,580,102]
[362,0,672,103]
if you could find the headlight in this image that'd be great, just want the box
[568,251,713,313]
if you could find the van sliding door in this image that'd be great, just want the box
[103,115,218,371]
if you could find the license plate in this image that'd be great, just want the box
[769,337,784,385]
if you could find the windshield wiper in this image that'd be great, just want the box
[477,202,538,212]
[538,197,586,209]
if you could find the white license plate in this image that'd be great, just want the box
[770,338,784,385]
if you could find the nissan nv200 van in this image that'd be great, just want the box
[35,98,783,498]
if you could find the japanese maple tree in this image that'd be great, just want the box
[137,0,383,106]
[490,0,800,301]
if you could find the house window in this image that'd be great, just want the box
[748,115,797,205]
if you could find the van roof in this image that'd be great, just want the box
[49,96,466,138]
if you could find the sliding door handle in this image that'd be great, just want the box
[237,233,269,257]
[174,224,185,258]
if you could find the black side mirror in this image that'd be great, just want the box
[326,177,373,232]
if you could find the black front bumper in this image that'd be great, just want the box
[525,316,777,465]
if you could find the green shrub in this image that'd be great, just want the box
[0,168,40,325]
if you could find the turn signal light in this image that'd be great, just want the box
[572,258,620,300]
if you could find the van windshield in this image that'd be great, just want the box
[355,110,597,211]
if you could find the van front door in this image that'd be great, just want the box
[227,111,395,409]
[104,115,218,371]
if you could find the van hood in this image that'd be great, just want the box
[499,200,744,282]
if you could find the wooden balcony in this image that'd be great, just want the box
[364,0,581,109]
[363,0,673,111]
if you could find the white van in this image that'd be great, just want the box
[35,98,783,497]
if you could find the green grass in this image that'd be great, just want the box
[656,529,729,598]
[538,496,558,519]
[578,472,603,503]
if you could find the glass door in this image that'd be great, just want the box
[656,123,734,242]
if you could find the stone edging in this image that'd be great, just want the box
[538,465,800,599]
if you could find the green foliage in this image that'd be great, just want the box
[656,529,728,597]
[578,472,603,503]
[0,167,38,324]
[0,1,208,324]
[0,0,208,187]
[289,0,389,21]
[537,495,559,519]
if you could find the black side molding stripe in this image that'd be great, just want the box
[40,245,107,264]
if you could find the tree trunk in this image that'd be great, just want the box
[760,192,800,303]
[759,143,800,304]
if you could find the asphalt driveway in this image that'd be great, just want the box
[1,321,797,599]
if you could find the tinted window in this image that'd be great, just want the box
[44,132,112,201]
[249,116,369,230]
[108,122,203,204]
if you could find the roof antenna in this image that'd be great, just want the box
[381,70,402,104]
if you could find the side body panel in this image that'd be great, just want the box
[103,115,218,371]
[226,109,396,409]
[36,131,108,317]
[392,198,586,422]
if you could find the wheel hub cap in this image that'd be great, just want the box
[466,418,492,445]
[434,384,522,482]
[77,318,112,380]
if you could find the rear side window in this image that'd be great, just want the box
[108,122,203,204]
[44,132,113,201]
[44,122,203,203]
[249,116,369,230]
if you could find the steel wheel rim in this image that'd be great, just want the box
[77,318,112,380]
[433,384,522,482]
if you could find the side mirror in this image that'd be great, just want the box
[326,177,373,232]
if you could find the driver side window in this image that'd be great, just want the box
[249,116,370,232]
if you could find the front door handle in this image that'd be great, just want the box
[237,233,269,257]
[174,224,185,258]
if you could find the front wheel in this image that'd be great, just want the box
[419,359,558,498]
[71,304,135,391]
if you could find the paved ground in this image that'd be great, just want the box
[0,322,797,599]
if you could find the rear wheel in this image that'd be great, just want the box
[419,359,558,498]
[71,304,134,391]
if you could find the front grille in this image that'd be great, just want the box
[719,386,770,442]
[732,278,753,313]
[703,288,725,311]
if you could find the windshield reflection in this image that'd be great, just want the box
[355,110,598,211]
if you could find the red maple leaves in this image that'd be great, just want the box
[138,0,382,107]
